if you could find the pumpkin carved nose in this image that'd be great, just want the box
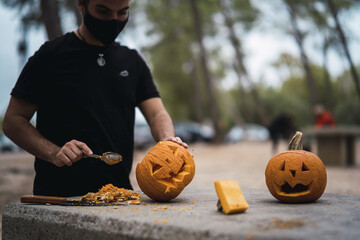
[290,170,296,177]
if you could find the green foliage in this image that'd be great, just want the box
[226,0,260,31]
[332,68,360,124]
[142,1,195,119]
[142,0,222,120]
[260,57,360,128]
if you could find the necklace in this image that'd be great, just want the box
[77,28,107,67]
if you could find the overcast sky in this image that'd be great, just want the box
[1,4,359,116]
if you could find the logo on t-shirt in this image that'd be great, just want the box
[119,70,129,77]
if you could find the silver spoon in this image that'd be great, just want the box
[85,151,122,165]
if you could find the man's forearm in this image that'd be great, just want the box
[148,111,175,142]
[3,115,60,162]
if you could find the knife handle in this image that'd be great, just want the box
[21,195,67,205]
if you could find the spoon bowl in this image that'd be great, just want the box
[101,152,123,165]
[85,151,122,165]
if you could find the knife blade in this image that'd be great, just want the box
[21,195,126,206]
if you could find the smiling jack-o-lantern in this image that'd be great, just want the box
[136,141,195,201]
[265,131,327,203]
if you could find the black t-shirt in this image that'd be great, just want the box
[11,32,159,197]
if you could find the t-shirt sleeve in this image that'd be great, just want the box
[11,42,50,105]
[135,52,160,105]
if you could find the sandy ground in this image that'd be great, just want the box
[1,140,360,236]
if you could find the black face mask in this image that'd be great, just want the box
[84,11,128,45]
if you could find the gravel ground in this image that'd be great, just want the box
[1,140,359,237]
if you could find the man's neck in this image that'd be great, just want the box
[75,23,105,47]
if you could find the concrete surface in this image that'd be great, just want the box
[2,186,360,240]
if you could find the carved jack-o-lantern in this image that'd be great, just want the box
[136,141,195,201]
[265,131,327,203]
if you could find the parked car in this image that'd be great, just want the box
[134,122,155,149]
[225,123,270,143]
[174,121,214,143]
[133,110,215,148]
[134,109,154,150]
[134,122,154,150]
[225,126,245,143]
[0,134,22,153]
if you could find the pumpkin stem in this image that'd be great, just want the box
[288,131,303,151]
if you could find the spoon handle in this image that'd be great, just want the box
[82,150,102,159]
[87,154,102,159]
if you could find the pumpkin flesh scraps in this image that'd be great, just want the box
[80,184,141,204]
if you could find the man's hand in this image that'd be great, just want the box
[51,140,93,167]
[161,136,189,149]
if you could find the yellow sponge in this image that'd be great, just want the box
[214,180,249,214]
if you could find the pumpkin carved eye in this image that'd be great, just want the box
[136,141,195,201]
[302,163,309,171]
[265,131,327,203]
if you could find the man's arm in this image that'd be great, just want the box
[138,97,188,148]
[2,97,92,167]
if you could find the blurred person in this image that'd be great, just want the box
[314,104,335,128]
[2,0,187,197]
[268,112,296,154]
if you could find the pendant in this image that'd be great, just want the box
[97,54,106,67]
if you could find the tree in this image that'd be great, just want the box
[301,1,336,110]
[298,0,360,107]
[142,0,206,121]
[219,0,269,126]
[40,0,63,40]
[64,0,82,26]
[326,0,360,100]
[283,0,319,108]
[1,0,63,40]
[189,0,223,142]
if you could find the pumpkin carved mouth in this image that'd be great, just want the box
[150,160,191,193]
[275,182,312,197]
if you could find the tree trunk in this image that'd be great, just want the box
[40,0,63,40]
[220,0,269,126]
[285,1,319,107]
[327,0,360,100]
[189,0,223,143]
[217,83,245,127]
[189,59,204,123]
[67,0,82,26]
[233,66,252,122]
[322,38,333,111]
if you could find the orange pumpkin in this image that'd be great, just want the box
[136,141,195,201]
[265,131,327,203]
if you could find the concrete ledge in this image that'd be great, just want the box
[2,186,360,240]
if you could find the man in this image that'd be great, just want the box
[268,113,295,154]
[2,0,187,197]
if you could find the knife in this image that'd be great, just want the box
[21,195,126,206]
